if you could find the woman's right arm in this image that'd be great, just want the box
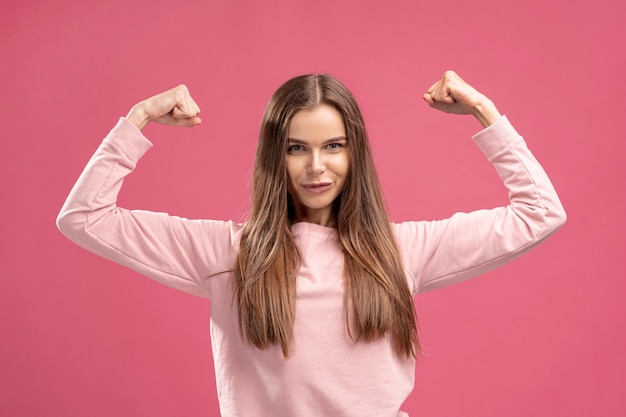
[56,86,240,298]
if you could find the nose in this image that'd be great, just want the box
[307,151,326,175]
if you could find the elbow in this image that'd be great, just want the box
[544,202,567,237]
[555,206,567,228]
[56,211,69,235]
[517,199,567,243]
[56,207,86,241]
[56,209,73,237]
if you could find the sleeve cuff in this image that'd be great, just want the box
[104,117,154,161]
[471,115,522,159]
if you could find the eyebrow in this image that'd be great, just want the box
[287,136,348,144]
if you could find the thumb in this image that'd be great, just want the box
[173,115,202,127]
[156,113,202,127]
[172,105,198,119]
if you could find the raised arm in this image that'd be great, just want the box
[56,86,239,298]
[397,71,566,293]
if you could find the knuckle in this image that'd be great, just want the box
[443,70,457,80]
[173,85,189,99]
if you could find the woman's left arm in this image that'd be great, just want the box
[398,71,567,293]
[422,70,501,128]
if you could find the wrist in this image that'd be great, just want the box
[471,96,501,128]
[126,103,151,130]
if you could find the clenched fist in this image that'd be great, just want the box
[126,84,202,130]
[423,71,501,128]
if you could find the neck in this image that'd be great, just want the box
[291,208,336,228]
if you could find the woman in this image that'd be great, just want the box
[57,71,566,417]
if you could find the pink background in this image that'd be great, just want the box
[2,0,625,416]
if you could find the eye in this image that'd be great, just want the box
[326,142,346,151]
[287,144,305,153]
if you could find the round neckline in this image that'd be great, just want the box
[290,221,338,235]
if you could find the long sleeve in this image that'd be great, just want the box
[394,116,567,294]
[56,118,242,298]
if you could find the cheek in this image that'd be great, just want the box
[340,155,352,189]
[285,160,299,187]
[339,154,351,176]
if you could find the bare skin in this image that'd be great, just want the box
[126,84,202,130]
[285,104,350,227]
[422,70,501,128]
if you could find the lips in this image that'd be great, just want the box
[302,182,333,193]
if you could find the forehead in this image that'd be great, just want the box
[288,104,346,140]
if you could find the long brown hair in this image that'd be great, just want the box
[234,74,419,358]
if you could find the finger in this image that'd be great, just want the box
[172,105,195,118]
[426,81,439,95]
[175,116,202,127]
[154,112,202,127]
[426,83,455,105]
[180,93,201,115]
[181,85,201,115]
[429,100,455,114]
[422,93,443,108]
[172,100,200,118]
[434,93,456,104]
[168,115,203,127]
[423,93,461,115]
[430,87,456,104]
[173,96,201,119]
[189,96,201,115]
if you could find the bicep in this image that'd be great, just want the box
[67,207,239,298]
[396,204,549,294]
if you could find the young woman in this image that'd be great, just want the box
[57,71,566,417]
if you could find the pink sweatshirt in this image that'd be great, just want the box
[57,116,565,417]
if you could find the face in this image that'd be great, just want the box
[286,104,350,227]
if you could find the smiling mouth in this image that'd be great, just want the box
[303,182,333,193]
